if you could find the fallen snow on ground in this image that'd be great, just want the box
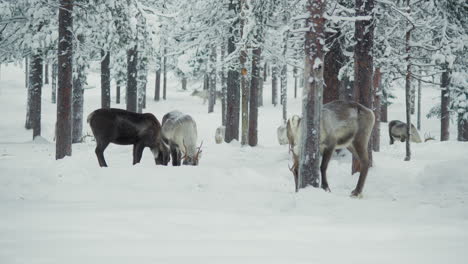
[1,64,467,264]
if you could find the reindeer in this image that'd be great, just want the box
[288,100,375,197]
[87,108,170,167]
[161,110,202,166]
[215,126,225,144]
[277,124,289,145]
[388,120,423,144]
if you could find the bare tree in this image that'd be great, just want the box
[352,0,375,170]
[101,50,111,108]
[440,65,451,141]
[154,58,161,101]
[30,52,43,139]
[298,0,325,190]
[404,0,414,161]
[126,45,138,112]
[51,63,57,104]
[56,0,73,159]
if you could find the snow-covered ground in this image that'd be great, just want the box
[1,64,467,264]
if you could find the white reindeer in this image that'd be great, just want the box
[161,110,202,166]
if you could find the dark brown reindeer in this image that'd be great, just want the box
[87,108,170,167]
[288,100,375,197]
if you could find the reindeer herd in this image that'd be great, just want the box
[87,99,429,197]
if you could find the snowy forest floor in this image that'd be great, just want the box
[1,64,468,264]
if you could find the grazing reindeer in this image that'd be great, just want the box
[161,110,202,166]
[388,120,422,144]
[215,126,225,144]
[288,100,375,197]
[87,108,170,167]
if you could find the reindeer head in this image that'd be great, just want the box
[155,137,171,165]
[182,141,203,166]
[288,144,299,192]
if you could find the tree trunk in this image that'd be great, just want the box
[220,44,227,126]
[323,26,344,104]
[281,63,287,122]
[137,53,148,113]
[126,45,138,112]
[44,63,49,85]
[56,0,73,159]
[263,62,267,82]
[25,57,29,88]
[25,59,32,129]
[116,82,121,104]
[294,66,298,99]
[410,82,415,115]
[101,50,111,108]
[249,47,261,147]
[30,52,43,139]
[225,0,240,143]
[381,99,388,122]
[182,76,187,90]
[458,114,468,141]
[154,61,161,101]
[208,46,217,113]
[352,0,375,171]
[417,78,421,130]
[404,1,413,161]
[440,66,450,141]
[272,63,278,106]
[298,0,325,190]
[51,63,57,104]
[163,49,167,100]
[72,60,85,143]
[258,62,264,107]
[372,68,381,152]
[240,0,249,146]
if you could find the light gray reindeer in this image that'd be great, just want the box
[161,110,202,166]
[388,120,423,144]
[288,100,375,197]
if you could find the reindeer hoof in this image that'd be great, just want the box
[350,190,363,198]
[322,186,331,192]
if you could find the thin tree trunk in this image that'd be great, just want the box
[163,49,167,100]
[281,63,287,122]
[25,59,33,129]
[208,46,217,113]
[417,78,421,130]
[126,45,138,112]
[271,63,278,106]
[240,53,248,145]
[203,74,209,90]
[116,82,121,104]
[404,1,413,161]
[249,46,261,146]
[30,52,43,139]
[381,93,388,122]
[51,63,57,104]
[458,114,468,141]
[352,0,375,171]
[372,68,381,152]
[25,57,29,88]
[221,43,227,126]
[182,76,187,90]
[137,53,148,113]
[294,66,298,99]
[440,66,450,141]
[258,61,264,107]
[298,0,325,190]
[44,63,49,85]
[56,0,73,159]
[263,62,267,81]
[410,82,415,115]
[101,50,111,108]
[72,60,85,143]
[154,61,161,101]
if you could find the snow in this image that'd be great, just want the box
[1,64,468,263]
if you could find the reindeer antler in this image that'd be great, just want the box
[195,141,203,160]
[424,132,435,142]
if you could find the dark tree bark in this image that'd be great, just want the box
[154,60,161,101]
[280,63,287,121]
[225,0,240,143]
[182,76,187,90]
[352,0,374,171]
[220,43,227,126]
[56,0,73,159]
[101,50,111,108]
[440,66,451,141]
[323,26,345,104]
[137,53,148,113]
[372,68,381,152]
[126,45,138,112]
[271,63,278,106]
[381,95,388,122]
[263,62,267,82]
[293,66,298,99]
[298,0,326,190]
[240,0,249,145]
[258,61,264,107]
[163,49,167,100]
[458,114,468,141]
[249,46,261,146]
[417,78,421,130]
[203,74,209,90]
[25,57,29,88]
[51,63,57,104]
[410,82,415,115]
[30,52,43,139]
[25,59,32,129]
[44,63,49,85]
[208,46,217,113]
[72,59,85,143]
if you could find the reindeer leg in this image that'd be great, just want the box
[170,144,181,166]
[350,143,369,198]
[133,143,145,165]
[95,141,109,167]
[320,147,334,192]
